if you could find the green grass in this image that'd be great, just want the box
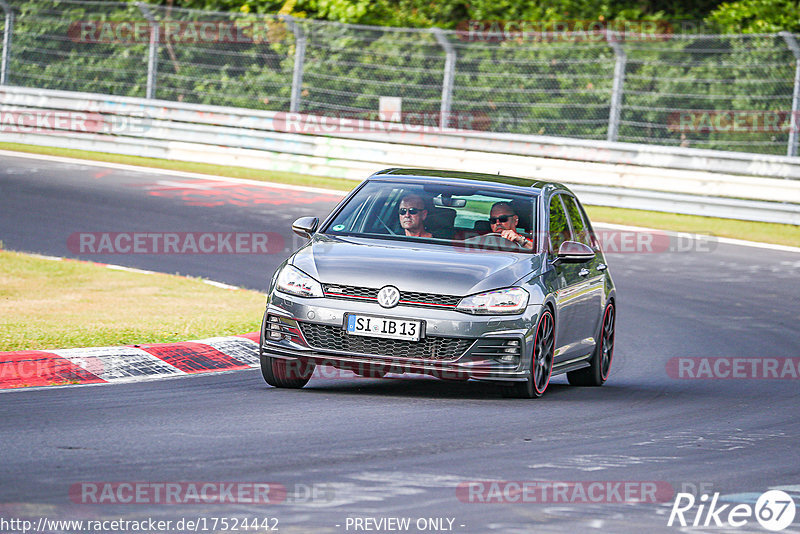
[0,250,265,352]
[1,142,797,247]
[0,142,357,192]
[584,206,800,248]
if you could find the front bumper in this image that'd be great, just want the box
[260,292,543,382]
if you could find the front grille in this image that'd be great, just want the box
[323,284,461,308]
[323,285,379,300]
[400,291,461,308]
[299,322,473,361]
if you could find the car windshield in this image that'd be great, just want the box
[322,180,537,253]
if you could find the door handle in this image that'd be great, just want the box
[597,263,607,271]
[579,268,590,277]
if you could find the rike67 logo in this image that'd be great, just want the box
[668,490,796,531]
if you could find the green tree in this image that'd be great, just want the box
[706,0,800,32]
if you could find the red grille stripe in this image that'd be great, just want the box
[399,300,457,308]
[326,292,376,300]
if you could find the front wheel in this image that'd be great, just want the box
[504,309,554,398]
[260,351,315,388]
[259,311,314,388]
[567,301,615,387]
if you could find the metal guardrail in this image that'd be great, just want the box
[2,0,800,157]
[1,85,799,225]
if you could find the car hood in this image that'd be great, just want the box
[291,235,541,296]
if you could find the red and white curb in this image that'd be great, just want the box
[0,332,261,390]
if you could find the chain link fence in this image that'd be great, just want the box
[1,0,799,157]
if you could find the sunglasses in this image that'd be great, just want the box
[399,208,422,215]
[489,215,514,224]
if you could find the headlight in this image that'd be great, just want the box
[275,265,323,298]
[456,287,529,315]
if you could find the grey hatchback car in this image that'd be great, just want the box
[260,168,615,397]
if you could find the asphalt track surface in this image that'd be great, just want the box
[1,153,799,533]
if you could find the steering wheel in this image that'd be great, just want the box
[463,232,525,248]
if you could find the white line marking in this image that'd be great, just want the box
[595,222,800,254]
[10,252,242,292]
[3,148,795,252]
[105,264,154,275]
[0,149,348,196]
[203,279,240,290]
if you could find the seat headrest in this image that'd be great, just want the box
[426,207,456,239]
[473,220,491,234]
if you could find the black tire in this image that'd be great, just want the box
[259,312,314,388]
[504,309,555,398]
[260,351,314,388]
[567,301,615,387]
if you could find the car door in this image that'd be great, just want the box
[561,194,605,358]
[547,193,589,363]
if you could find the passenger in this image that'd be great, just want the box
[489,202,533,249]
[398,194,432,238]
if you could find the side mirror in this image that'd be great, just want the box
[292,217,318,239]
[555,241,595,264]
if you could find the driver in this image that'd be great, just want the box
[398,194,432,238]
[489,202,533,249]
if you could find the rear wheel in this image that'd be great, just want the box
[504,309,554,398]
[567,301,615,386]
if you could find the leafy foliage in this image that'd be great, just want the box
[3,0,798,154]
[706,0,800,33]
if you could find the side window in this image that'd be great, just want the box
[561,195,590,246]
[548,195,569,253]
[362,188,404,234]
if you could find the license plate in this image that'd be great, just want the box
[345,314,422,342]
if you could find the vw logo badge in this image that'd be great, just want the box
[377,286,400,308]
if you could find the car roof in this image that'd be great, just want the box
[370,168,571,196]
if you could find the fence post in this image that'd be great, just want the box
[137,2,159,99]
[0,0,13,86]
[606,31,627,143]
[780,32,800,158]
[432,28,456,129]
[282,16,306,114]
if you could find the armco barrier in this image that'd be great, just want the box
[1,85,799,224]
